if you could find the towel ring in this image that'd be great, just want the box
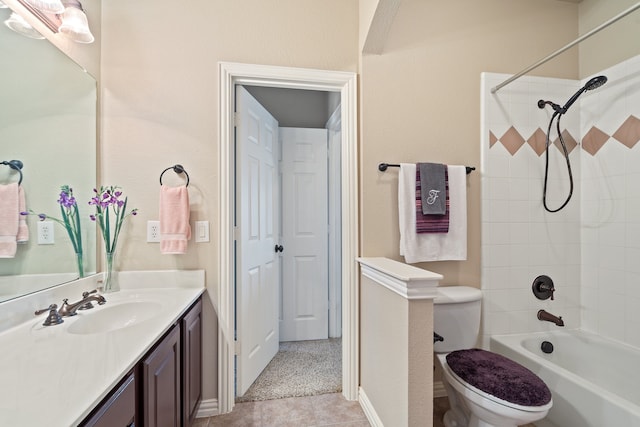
[159,164,189,187]
[2,160,23,185]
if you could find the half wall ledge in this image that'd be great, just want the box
[357,257,442,300]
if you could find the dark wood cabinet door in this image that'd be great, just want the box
[182,299,203,426]
[81,373,136,427]
[142,325,181,427]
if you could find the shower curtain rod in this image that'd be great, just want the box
[491,1,640,93]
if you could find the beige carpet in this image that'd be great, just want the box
[236,338,342,402]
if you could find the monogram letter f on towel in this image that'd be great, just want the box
[160,185,191,254]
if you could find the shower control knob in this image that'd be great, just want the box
[532,275,555,300]
[275,244,284,253]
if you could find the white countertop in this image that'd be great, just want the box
[0,271,205,426]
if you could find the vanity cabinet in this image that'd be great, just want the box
[181,298,202,426]
[82,373,137,427]
[80,296,202,427]
[142,325,181,426]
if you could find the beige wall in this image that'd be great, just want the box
[579,0,640,77]
[100,0,358,404]
[360,275,433,426]
[360,0,579,288]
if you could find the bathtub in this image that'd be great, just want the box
[490,330,640,427]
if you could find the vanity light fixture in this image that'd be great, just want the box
[58,0,93,43]
[4,11,45,39]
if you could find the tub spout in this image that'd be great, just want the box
[537,309,564,327]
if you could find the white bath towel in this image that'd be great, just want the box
[159,185,191,254]
[0,183,19,258]
[399,164,467,263]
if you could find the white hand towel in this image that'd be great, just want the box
[17,186,28,243]
[0,183,19,258]
[159,185,191,254]
[399,164,467,263]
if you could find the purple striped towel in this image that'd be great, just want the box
[416,166,449,233]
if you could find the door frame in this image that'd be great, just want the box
[217,62,359,414]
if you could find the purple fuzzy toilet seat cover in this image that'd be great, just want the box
[446,348,551,407]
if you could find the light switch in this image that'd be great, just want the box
[195,221,209,243]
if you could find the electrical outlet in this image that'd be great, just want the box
[37,221,54,245]
[147,220,160,243]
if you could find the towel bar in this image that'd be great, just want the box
[378,163,475,174]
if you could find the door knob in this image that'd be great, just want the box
[275,244,284,253]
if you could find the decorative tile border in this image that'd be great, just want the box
[490,114,640,156]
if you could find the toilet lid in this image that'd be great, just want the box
[446,349,551,407]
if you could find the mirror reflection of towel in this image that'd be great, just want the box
[0,183,19,258]
[17,186,28,243]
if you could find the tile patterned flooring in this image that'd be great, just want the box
[194,395,536,426]
[194,393,370,427]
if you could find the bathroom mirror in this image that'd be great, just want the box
[0,6,97,302]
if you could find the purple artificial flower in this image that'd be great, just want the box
[57,185,77,209]
[89,185,137,254]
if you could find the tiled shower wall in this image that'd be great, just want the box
[480,73,582,348]
[580,55,640,348]
[480,55,640,349]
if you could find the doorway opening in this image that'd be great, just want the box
[234,86,342,401]
[217,62,359,414]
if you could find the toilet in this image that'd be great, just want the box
[433,286,552,427]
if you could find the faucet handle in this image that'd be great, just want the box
[82,289,98,298]
[34,304,64,326]
[79,289,99,310]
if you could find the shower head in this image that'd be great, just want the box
[537,76,608,115]
[560,75,607,114]
[584,75,608,90]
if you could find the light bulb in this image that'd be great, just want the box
[58,0,93,43]
[4,12,45,39]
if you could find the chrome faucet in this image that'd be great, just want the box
[537,309,564,327]
[59,292,106,317]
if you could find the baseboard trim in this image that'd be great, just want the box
[434,381,447,398]
[195,398,219,418]
[358,387,384,427]
[195,385,445,420]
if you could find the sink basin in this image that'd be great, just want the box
[66,301,162,335]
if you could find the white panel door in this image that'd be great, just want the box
[235,86,280,397]
[280,127,329,342]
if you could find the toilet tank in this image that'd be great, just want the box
[433,286,482,353]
